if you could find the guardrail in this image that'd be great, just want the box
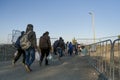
[112,39,120,80]
[87,39,120,80]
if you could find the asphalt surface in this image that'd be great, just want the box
[0,55,98,80]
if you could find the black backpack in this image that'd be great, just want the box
[15,36,21,49]
[53,40,59,48]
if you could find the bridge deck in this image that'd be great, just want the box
[0,55,98,80]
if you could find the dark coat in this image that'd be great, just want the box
[39,34,51,50]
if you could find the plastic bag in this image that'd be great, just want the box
[47,54,53,60]
[14,51,18,57]
[35,51,40,61]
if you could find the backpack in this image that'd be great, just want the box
[53,40,59,48]
[20,31,31,50]
[14,37,21,49]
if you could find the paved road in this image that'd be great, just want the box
[0,55,98,80]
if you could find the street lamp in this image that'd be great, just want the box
[89,11,96,43]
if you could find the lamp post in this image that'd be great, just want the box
[89,11,96,43]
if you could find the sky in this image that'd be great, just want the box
[0,0,120,44]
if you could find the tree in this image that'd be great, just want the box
[72,37,77,45]
[118,35,120,39]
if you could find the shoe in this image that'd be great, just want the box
[25,65,31,72]
[22,62,25,66]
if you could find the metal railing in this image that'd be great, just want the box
[112,39,120,80]
[87,39,120,80]
[87,39,112,79]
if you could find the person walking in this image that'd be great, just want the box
[57,37,65,60]
[24,24,37,72]
[12,31,26,66]
[81,46,88,56]
[39,31,51,66]
[53,40,59,55]
[68,42,73,56]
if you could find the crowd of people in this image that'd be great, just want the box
[12,24,88,72]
